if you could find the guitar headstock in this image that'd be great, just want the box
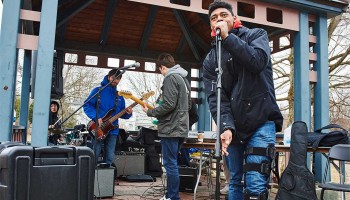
[141,91,155,100]
[118,90,133,99]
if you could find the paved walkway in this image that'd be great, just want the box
[95,173,229,200]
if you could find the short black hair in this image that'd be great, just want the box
[108,69,122,79]
[156,53,175,69]
[50,100,60,111]
[208,0,234,17]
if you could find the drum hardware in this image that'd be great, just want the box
[48,128,68,134]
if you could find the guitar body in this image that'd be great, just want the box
[87,109,118,141]
[87,91,155,141]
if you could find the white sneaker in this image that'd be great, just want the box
[159,196,171,200]
[220,184,229,195]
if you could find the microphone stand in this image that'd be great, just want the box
[214,30,222,200]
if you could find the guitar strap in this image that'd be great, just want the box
[114,91,119,110]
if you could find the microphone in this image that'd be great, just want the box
[118,62,141,70]
[216,28,221,36]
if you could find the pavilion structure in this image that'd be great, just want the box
[0,0,348,181]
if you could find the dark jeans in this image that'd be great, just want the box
[161,137,184,200]
[93,134,118,165]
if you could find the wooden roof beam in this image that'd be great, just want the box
[56,23,66,43]
[56,0,95,28]
[58,0,71,7]
[190,29,210,52]
[56,41,200,65]
[176,36,186,55]
[260,0,346,16]
[199,13,210,26]
[173,9,200,61]
[100,0,118,47]
[139,5,158,53]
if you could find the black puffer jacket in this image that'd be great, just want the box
[203,26,283,143]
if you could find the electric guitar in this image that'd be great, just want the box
[87,91,154,141]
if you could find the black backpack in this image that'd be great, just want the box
[276,121,318,200]
[307,124,349,150]
[189,100,198,127]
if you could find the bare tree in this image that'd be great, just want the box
[272,11,350,130]
[121,70,163,126]
[59,54,108,128]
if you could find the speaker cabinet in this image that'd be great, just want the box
[51,51,64,99]
[94,167,115,198]
[179,166,198,193]
[114,152,145,176]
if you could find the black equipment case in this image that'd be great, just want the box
[0,142,95,200]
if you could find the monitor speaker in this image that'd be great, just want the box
[179,166,198,193]
[94,167,115,198]
[114,152,145,176]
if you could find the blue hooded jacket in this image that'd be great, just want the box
[83,75,132,136]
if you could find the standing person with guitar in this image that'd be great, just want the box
[142,53,190,200]
[83,69,133,166]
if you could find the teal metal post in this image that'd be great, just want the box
[31,0,59,146]
[293,11,311,126]
[294,11,312,168]
[0,0,22,141]
[19,50,32,144]
[313,14,329,182]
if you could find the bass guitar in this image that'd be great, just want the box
[87,91,154,140]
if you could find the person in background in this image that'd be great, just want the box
[142,53,190,200]
[83,69,133,166]
[202,1,283,199]
[48,100,62,145]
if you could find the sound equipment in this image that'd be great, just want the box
[188,131,217,139]
[125,174,155,182]
[114,152,145,176]
[51,50,64,99]
[179,166,198,193]
[94,167,115,198]
[0,143,95,200]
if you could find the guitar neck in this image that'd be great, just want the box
[130,96,154,109]
[108,101,138,123]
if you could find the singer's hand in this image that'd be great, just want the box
[214,20,229,40]
[221,129,232,156]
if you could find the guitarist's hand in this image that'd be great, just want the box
[142,103,148,113]
[98,118,103,127]
[126,107,133,114]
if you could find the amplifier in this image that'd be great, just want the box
[114,151,145,176]
[94,167,115,198]
[179,166,198,193]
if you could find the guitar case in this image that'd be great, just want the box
[276,121,317,200]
